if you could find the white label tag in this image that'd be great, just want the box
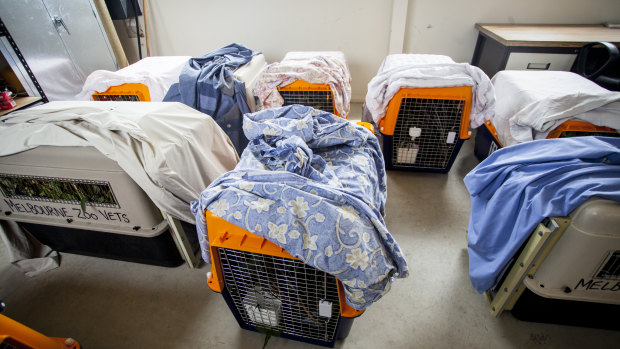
[319,300,332,318]
[446,131,456,144]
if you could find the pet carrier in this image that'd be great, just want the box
[92,83,151,102]
[546,119,620,139]
[88,54,267,109]
[0,313,81,349]
[204,211,364,347]
[379,86,472,172]
[276,51,349,118]
[473,120,503,161]
[87,56,190,102]
[474,119,620,161]
[484,198,620,330]
[0,145,198,267]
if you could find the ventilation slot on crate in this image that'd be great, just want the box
[0,173,119,208]
[596,250,620,280]
[218,247,341,342]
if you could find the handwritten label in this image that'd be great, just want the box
[574,278,620,291]
[97,209,130,223]
[4,198,72,218]
[3,198,130,224]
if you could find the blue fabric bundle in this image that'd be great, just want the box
[465,136,620,293]
[191,105,408,310]
[164,43,257,154]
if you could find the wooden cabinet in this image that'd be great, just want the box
[471,24,620,78]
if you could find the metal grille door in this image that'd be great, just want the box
[392,97,465,169]
[217,247,341,343]
[280,90,335,114]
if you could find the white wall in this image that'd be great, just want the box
[404,0,620,63]
[118,0,620,101]
[139,0,393,101]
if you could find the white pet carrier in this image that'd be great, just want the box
[485,198,620,329]
[0,146,198,267]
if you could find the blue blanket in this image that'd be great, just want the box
[164,43,257,155]
[464,136,620,293]
[191,105,408,310]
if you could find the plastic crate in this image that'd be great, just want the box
[546,119,620,139]
[90,54,267,111]
[473,120,502,162]
[0,146,194,267]
[278,80,340,117]
[204,211,363,347]
[474,119,620,162]
[379,86,472,172]
[484,198,620,330]
[92,83,150,101]
[274,51,349,118]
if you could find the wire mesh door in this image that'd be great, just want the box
[217,247,341,343]
[279,90,335,115]
[392,97,465,169]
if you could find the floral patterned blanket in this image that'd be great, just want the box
[191,105,408,310]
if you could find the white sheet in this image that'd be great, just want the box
[492,71,620,146]
[0,101,239,223]
[75,56,191,102]
[365,54,495,128]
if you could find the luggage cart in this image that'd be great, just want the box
[379,86,472,172]
[0,145,199,268]
[204,211,364,347]
[474,119,620,162]
[276,51,349,118]
[484,198,620,330]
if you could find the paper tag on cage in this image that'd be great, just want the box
[319,300,333,318]
[446,131,456,144]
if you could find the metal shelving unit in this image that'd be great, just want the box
[0,17,47,115]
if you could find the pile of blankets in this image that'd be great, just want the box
[191,105,408,310]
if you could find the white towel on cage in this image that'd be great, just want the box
[365,54,495,128]
[75,56,190,102]
[491,70,620,146]
[253,51,351,117]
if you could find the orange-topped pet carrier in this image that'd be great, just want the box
[278,80,340,117]
[92,82,151,101]
[379,86,473,172]
[271,51,350,118]
[205,211,363,347]
[82,56,190,102]
[85,54,267,108]
[475,119,620,161]
[473,70,620,161]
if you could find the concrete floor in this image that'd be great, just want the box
[1,106,620,348]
